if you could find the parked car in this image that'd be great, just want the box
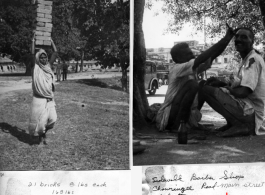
[156,62,169,85]
[145,61,159,95]
[206,70,218,78]
[218,69,233,77]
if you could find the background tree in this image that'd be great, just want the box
[52,0,92,74]
[52,0,84,63]
[73,0,130,91]
[0,0,35,75]
[156,0,265,47]
[0,0,84,75]
[133,0,149,126]
[134,0,265,126]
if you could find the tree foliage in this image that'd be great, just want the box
[72,0,130,91]
[147,0,265,46]
[73,0,129,69]
[0,0,129,83]
[0,0,35,61]
[52,0,84,61]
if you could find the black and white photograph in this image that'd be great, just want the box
[0,0,130,170]
[2,0,265,194]
[133,0,265,166]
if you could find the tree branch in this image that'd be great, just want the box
[188,0,235,15]
[228,4,240,18]
[247,0,258,6]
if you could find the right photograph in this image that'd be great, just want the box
[133,0,265,165]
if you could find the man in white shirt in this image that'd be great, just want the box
[156,27,236,132]
[198,27,265,137]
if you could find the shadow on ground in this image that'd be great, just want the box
[0,122,38,145]
[76,78,125,92]
[0,73,27,77]
[147,94,166,98]
[133,120,265,165]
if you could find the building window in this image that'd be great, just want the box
[224,58,228,63]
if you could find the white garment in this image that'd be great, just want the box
[156,59,196,131]
[28,96,57,136]
[237,50,265,135]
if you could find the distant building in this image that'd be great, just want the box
[147,40,234,66]
[146,48,171,63]
[174,40,199,48]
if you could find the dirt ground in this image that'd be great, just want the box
[0,72,129,170]
[133,87,265,166]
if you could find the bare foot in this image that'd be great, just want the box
[217,125,250,137]
[214,124,232,132]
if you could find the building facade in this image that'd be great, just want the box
[146,40,234,67]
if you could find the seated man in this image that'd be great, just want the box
[198,27,265,137]
[156,27,236,132]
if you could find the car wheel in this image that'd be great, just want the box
[148,82,157,95]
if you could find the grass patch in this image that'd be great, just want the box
[0,77,129,170]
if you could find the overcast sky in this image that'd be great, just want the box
[142,1,263,51]
[142,2,205,49]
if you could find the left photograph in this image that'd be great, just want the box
[0,0,130,170]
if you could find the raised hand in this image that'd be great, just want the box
[225,23,238,39]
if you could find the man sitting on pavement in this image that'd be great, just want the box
[198,27,265,137]
[156,26,236,132]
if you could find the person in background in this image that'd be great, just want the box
[56,59,62,82]
[28,33,58,145]
[62,60,68,81]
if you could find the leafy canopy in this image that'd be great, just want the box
[0,0,129,68]
[0,0,35,61]
[146,0,264,46]
[73,0,129,68]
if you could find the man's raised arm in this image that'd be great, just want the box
[193,27,236,71]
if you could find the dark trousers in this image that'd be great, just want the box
[166,80,199,130]
[62,70,67,81]
[56,69,61,81]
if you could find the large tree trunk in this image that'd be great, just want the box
[21,54,33,76]
[133,0,149,126]
[75,61,79,73]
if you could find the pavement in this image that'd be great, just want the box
[0,72,123,96]
[133,85,265,165]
